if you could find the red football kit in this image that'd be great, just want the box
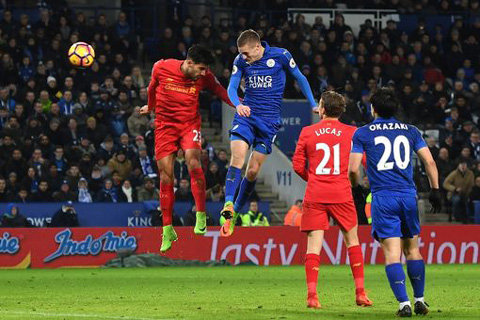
[148,59,233,159]
[293,119,357,232]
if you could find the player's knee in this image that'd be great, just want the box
[246,167,259,180]
[160,173,174,185]
[187,158,200,170]
[403,247,422,260]
[230,154,245,168]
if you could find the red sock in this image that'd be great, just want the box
[347,245,365,294]
[305,253,320,296]
[160,183,174,226]
[189,167,206,212]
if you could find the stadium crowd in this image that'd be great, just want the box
[0,2,479,223]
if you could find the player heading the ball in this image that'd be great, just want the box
[140,45,234,252]
[221,29,317,237]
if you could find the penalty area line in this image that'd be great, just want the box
[0,310,175,320]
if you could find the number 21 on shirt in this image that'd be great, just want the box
[316,143,340,175]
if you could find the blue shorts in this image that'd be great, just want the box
[371,194,420,240]
[229,114,281,154]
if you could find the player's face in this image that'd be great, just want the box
[186,61,208,80]
[239,43,262,63]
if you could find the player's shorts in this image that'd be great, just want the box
[371,194,420,240]
[154,118,201,160]
[229,114,281,154]
[301,200,358,232]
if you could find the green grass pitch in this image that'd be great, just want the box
[0,264,478,320]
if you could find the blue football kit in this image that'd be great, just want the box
[227,41,316,154]
[351,117,427,240]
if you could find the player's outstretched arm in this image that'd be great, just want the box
[417,147,442,213]
[292,129,308,181]
[204,72,236,108]
[290,68,317,110]
[348,152,363,187]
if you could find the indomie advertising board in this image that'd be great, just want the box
[0,226,478,268]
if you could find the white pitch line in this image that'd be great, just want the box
[0,310,176,320]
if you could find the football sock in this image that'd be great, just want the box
[233,177,256,213]
[225,166,242,203]
[385,263,409,302]
[305,253,320,295]
[347,245,365,294]
[160,183,174,226]
[189,167,206,212]
[407,259,425,298]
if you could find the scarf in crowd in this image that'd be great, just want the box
[78,187,92,203]
[122,186,133,202]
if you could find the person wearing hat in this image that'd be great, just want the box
[107,149,132,180]
[77,177,93,203]
[50,201,79,227]
[1,203,31,227]
[134,144,157,179]
[52,180,76,202]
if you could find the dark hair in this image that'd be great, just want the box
[370,87,399,118]
[237,29,261,47]
[321,90,345,117]
[186,45,215,66]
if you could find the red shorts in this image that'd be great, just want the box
[301,200,358,232]
[154,118,202,159]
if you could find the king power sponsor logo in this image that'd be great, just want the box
[0,232,20,254]
[44,229,137,262]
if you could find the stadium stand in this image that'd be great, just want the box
[0,0,479,225]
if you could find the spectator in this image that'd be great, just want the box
[77,177,93,203]
[1,203,31,227]
[137,177,158,201]
[50,202,79,227]
[0,177,13,202]
[30,180,53,202]
[214,149,229,176]
[15,187,29,203]
[284,199,303,227]
[127,106,148,137]
[240,201,269,226]
[96,179,118,203]
[443,161,474,223]
[135,145,157,179]
[205,162,223,190]
[107,149,132,180]
[53,180,76,202]
[173,149,189,184]
[118,179,137,203]
[175,178,194,202]
[206,184,224,202]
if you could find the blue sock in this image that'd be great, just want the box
[233,178,256,213]
[225,166,242,203]
[407,260,425,298]
[385,263,409,302]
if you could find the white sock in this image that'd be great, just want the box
[399,301,411,309]
[414,297,424,303]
